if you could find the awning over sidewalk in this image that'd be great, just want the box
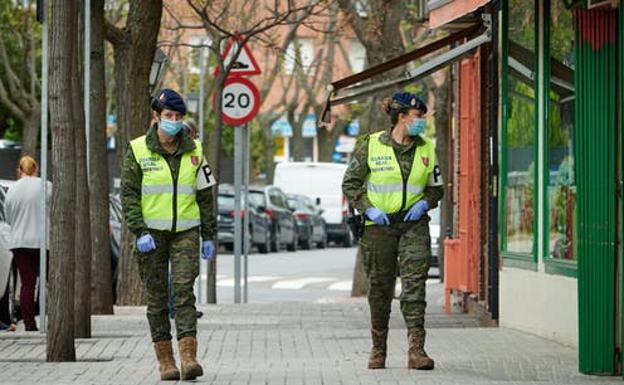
[319,18,491,125]
[428,0,492,29]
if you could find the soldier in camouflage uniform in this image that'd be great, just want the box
[121,89,217,381]
[342,92,444,370]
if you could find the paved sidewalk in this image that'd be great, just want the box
[0,296,621,384]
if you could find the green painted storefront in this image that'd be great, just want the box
[501,0,623,376]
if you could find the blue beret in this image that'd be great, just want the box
[392,92,427,114]
[152,88,187,115]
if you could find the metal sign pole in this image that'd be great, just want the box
[39,0,49,334]
[199,41,207,142]
[243,123,250,304]
[197,40,210,303]
[233,125,243,303]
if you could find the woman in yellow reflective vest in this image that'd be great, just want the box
[342,92,444,370]
[121,88,217,381]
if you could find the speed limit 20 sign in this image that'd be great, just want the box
[220,77,261,126]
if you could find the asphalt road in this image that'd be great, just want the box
[199,245,444,309]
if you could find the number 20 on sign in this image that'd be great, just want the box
[220,77,261,126]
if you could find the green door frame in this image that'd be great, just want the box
[500,0,539,270]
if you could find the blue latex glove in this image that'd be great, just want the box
[202,240,216,261]
[365,207,390,226]
[404,200,429,222]
[137,234,156,253]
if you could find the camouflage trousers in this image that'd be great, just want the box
[359,220,431,330]
[136,227,200,342]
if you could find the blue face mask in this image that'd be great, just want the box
[160,118,183,137]
[407,118,426,137]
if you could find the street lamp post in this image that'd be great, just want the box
[187,92,199,115]
[149,48,168,96]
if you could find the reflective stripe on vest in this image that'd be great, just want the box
[366,132,435,215]
[130,136,203,232]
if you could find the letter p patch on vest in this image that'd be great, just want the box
[197,159,217,190]
[428,163,443,187]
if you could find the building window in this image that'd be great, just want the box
[284,38,314,75]
[547,0,576,261]
[502,0,536,256]
[187,35,209,74]
[348,39,366,73]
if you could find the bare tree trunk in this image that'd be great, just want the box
[337,0,407,297]
[430,71,451,282]
[262,120,276,183]
[47,0,77,362]
[106,0,163,305]
[90,0,113,314]
[350,248,368,297]
[205,78,226,304]
[116,227,145,305]
[317,121,344,162]
[73,3,91,338]
[111,39,148,305]
[22,112,40,157]
[288,109,305,161]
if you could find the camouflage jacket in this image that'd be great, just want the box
[342,129,444,214]
[121,125,217,240]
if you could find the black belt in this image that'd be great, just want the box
[386,211,410,224]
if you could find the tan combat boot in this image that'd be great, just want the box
[153,341,180,381]
[407,328,434,370]
[178,336,204,380]
[368,329,388,369]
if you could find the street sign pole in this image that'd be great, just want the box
[243,123,250,303]
[39,0,48,334]
[233,124,243,304]
[197,42,207,304]
[217,38,261,305]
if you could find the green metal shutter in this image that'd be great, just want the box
[576,8,618,375]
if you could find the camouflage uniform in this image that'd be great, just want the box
[342,130,444,332]
[121,125,217,343]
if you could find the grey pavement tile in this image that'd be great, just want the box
[0,303,622,384]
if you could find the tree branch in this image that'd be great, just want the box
[0,77,25,121]
[104,19,127,46]
[336,0,368,47]
[0,35,24,97]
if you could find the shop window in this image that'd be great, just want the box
[503,0,536,255]
[284,38,314,75]
[547,0,576,261]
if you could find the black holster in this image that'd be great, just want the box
[347,214,365,241]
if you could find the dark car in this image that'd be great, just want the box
[248,186,297,252]
[287,194,327,249]
[217,186,272,254]
[109,193,122,302]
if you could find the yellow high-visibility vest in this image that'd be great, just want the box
[366,131,436,217]
[130,136,203,232]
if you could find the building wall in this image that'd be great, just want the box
[500,267,578,347]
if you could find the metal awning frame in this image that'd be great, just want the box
[319,14,493,125]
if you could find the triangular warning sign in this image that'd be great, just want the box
[214,36,262,77]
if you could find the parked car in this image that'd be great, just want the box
[109,193,122,303]
[429,206,441,268]
[273,162,353,247]
[248,186,297,252]
[287,194,327,249]
[0,139,22,150]
[217,185,272,254]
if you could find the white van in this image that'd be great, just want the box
[273,162,353,246]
